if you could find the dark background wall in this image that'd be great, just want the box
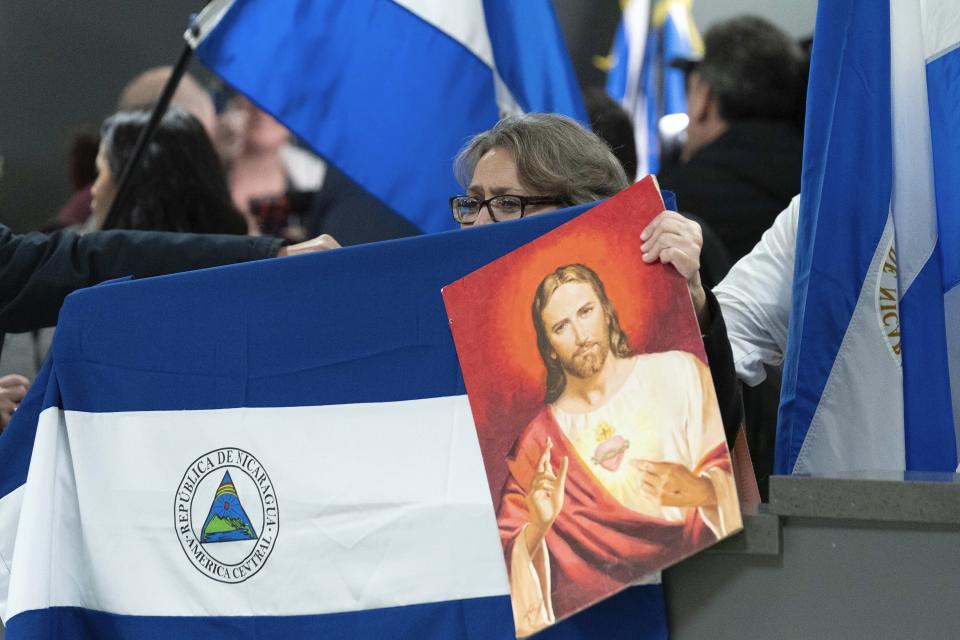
[0,0,815,233]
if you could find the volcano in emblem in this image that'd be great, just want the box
[200,471,258,543]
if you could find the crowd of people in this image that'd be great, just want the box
[1,15,807,499]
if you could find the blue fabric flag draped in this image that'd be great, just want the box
[192,0,586,235]
[0,204,668,639]
[776,0,960,475]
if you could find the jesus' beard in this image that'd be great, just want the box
[562,341,609,379]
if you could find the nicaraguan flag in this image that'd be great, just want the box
[776,0,960,474]
[0,205,669,638]
[606,0,700,177]
[188,0,586,235]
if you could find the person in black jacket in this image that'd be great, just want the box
[0,224,336,426]
[658,16,805,264]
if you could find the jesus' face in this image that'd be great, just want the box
[541,281,611,380]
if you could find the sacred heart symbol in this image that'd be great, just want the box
[591,435,630,471]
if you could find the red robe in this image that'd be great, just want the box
[497,406,730,621]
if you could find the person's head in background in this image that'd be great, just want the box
[44,68,221,233]
[675,16,804,162]
[584,89,638,183]
[91,107,247,235]
[117,67,218,139]
[451,113,628,226]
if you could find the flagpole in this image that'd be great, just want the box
[101,12,203,231]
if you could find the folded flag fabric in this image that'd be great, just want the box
[776,0,960,474]
[191,0,587,235]
[0,204,668,639]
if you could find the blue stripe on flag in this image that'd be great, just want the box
[641,28,659,174]
[4,585,666,639]
[775,0,892,474]
[660,12,691,116]
[482,0,587,122]
[541,583,667,639]
[900,243,957,470]
[926,48,960,290]
[605,20,629,102]
[5,597,514,639]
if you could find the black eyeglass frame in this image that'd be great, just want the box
[449,194,562,223]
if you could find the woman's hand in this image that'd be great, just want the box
[277,234,341,257]
[640,211,710,328]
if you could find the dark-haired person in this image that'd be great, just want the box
[91,107,254,235]
[498,264,740,635]
[658,15,805,263]
[450,113,740,444]
[45,67,221,233]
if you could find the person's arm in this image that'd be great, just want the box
[713,196,799,386]
[0,225,282,332]
[0,226,339,334]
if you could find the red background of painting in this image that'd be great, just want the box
[443,178,706,502]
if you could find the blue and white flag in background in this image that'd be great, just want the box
[605,0,700,177]
[776,0,960,475]
[188,0,586,235]
[0,206,668,639]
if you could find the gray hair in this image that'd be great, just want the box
[454,113,629,206]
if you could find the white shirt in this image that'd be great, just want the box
[714,195,800,386]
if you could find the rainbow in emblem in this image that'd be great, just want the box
[200,471,258,543]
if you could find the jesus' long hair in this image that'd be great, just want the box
[532,264,633,403]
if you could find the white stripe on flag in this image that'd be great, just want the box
[393,0,523,116]
[622,0,650,114]
[920,0,960,61]
[793,216,905,474]
[0,484,24,620]
[623,0,651,178]
[890,0,937,294]
[6,398,511,620]
[6,410,60,625]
